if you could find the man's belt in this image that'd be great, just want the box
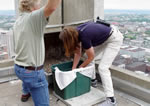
[16,64,44,71]
[109,29,114,36]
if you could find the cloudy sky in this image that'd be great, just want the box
[0,0,150,10]
[0,0,15,10]
[105,0,150,10]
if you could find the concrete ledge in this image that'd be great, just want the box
[112,77,150,103]
[0,66,14,77]
[0,59,15,83]
[45,27,62,34]
[110,65,150,103]
[110,66,150,89]
[0,59,14,68]
[0,75,18,83]
[95,64,150,103]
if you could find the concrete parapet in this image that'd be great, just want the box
[110,66,150,89]
[110,65,150,103]
[0,59,14,68]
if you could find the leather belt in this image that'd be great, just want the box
[16,64,44,71]
[109,28,114,36]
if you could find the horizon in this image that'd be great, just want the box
[105,9,150,11]
[0,9,150,11]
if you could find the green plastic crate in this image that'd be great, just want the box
[51,61,91,100]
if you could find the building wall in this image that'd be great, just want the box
[63,0,94,24]
[13,0,104,62]
[15,0,62,25]
[0,30,12,60]
[126,64,146,72]
[14,0,104,33]
[94,0,104,20]
[120,48,145,59]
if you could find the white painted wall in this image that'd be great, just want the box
[94,0,104,20]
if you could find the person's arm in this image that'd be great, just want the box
[72,45,82,70]
[44,0,61,18]
[79,47,95,68]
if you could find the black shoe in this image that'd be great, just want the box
[91,79,98,88]
[21,93,31,102]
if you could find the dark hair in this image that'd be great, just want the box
[59,26,80,57]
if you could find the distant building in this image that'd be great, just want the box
[113,54,133,67]
[113,45,148,74]
[126,62,146,72]
[146,64,150,73]
[120,45,145,61]
[0,51,8,60]
[144,48,150,56]
[113,54,147,73]
[130,40,143,47]
[0,30,13,61]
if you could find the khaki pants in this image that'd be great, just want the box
[82,25,123,97]
[94,25,123,97]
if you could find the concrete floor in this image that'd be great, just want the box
[0,80,140,106]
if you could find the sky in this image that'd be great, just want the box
[105,0,150,10]
[0,0,15,10]
[0,0,150,10]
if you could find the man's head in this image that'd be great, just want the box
[59,26,79,57]
[19,0,41,12]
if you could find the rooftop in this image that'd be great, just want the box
[0,59,150,106]
[0,80,145,106]
[121,45,145,52]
